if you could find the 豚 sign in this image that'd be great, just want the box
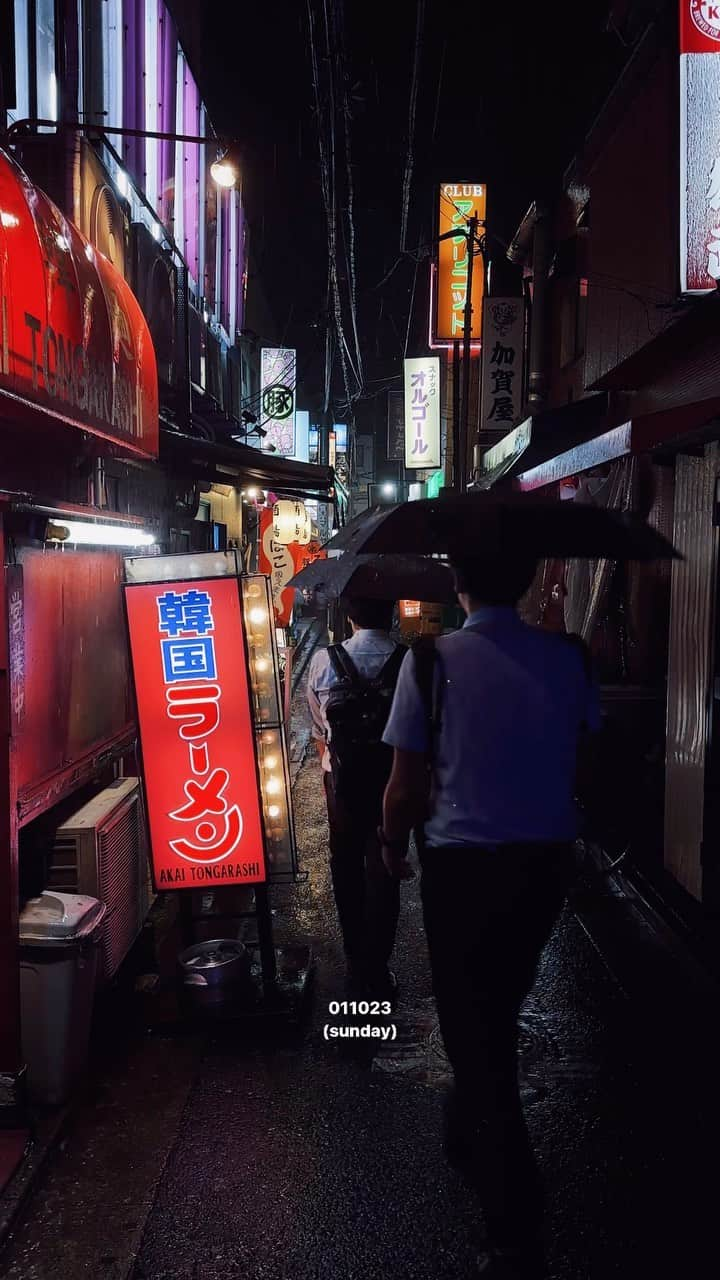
[404,356,441,469]
[261,348,296,455]
[0,148,158,457]
[125,576,266,888]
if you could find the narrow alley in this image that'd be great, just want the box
[1,676,718,1280]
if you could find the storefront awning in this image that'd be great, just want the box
[159,429,335,502]
[476,393,611,490]
[0,148,158,458]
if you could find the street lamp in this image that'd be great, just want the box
[6,120,241,190]
[210,146,241,189]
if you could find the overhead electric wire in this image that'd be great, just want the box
[399,0,425,254]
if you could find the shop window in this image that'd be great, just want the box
[559,277,588,369]
[181,59,201,286]
[156,2,178,229]
[173,50,184,253]
[35,0,57,121]
[143,0,160,208]
[6,0,30,125]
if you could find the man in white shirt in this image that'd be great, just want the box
[380,547,601,1278]
[307,596,405,999]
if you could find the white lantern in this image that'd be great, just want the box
[272,500,311,546]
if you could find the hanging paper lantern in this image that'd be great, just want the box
[273,500,311,546]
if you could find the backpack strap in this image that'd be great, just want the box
[327,644,362,687]
[370,643,407,690]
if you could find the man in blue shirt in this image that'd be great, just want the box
[380,547,601,1277]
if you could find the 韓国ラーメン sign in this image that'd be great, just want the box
[0,148,158,456]
[404,356,441,469]
[680,2,720,291]
[124,577,266,887]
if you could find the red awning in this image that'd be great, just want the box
[0,148,158,458]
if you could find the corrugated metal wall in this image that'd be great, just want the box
[664,446,719,900]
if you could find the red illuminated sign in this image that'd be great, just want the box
[681,0,720,52]
[258,508,296,626]
[0,148,158,457]
[125,577,266,888]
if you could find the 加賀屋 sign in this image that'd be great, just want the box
[480,298,524,434]
[680,2,720,291]
[124,577,266,888]
[404,356,441,469]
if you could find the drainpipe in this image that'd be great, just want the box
[507,200,552,413]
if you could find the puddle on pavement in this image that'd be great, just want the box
[371,997,600,1100]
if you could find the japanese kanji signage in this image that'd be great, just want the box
[258,507,297,626]
[261,348,296,455]
[480,298,524,435]
[0,149,158,457]
[404,356,441,469]
[434,182,486,347]
[387,391,405,461]
[125,577,266,888]
[680,3,720,290]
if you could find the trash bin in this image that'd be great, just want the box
[19,891,106,1105]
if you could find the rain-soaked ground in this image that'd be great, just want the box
[1,673,719,1280]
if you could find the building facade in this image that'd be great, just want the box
[479,0,720,943]
[0,0,332,1122]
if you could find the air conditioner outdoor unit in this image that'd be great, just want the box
[78,139,130,279]
[188,304,204,389]
[130,222,178,387]
[206,329,225,409]
[227,346,243,424]
[47,778,153,985]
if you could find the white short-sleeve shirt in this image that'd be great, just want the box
[307,629,402,772]
[383,607,602,848]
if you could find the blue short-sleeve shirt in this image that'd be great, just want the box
[383,607,602,848]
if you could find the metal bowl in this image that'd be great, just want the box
[177,938,253,1009]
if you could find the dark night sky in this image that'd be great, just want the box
[182,0,626,430]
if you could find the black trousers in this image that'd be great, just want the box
[323,771,401,977]
[420,841,575,1246]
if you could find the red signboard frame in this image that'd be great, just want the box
[124,575,267,889]
[680,0,720,53]
[0,147,158,457]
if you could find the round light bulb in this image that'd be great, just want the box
[255,658,269,673]
[268,805,281,819]
[249,607,266,625]
[264,755,278,770]
[265,776,282,796]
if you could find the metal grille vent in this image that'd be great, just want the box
[96,797,142,981]
[48,780,148,983]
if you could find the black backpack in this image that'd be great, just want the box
[324,643,406,807]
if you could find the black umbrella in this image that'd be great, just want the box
[288,553,456,604]
[325,494,680,561]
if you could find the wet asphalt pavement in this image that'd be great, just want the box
[2,675,720,1279]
